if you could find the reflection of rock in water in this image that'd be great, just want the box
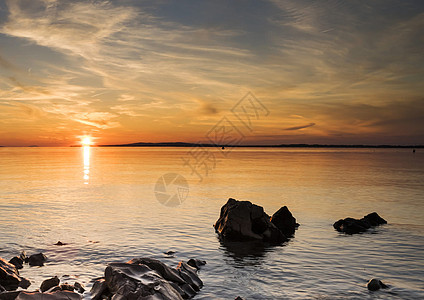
[218,238,277,267]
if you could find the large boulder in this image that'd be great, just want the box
[0,258,31,291]
[214,198,298,244]
[16,291,81,300]
[270,206,298,236]
[89,278,109,300]
[334,212,387,234]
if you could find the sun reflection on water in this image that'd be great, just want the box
[83,145,90,184]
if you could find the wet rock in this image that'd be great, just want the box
[0,291,21,300]
[40,277,60,293]
[270,206,299,236]
[19,253,26,263]
[28,254,47,267]
[214,198,292,244]
[73,282,84,294]
[334,212,387,234]
[59,284,74,292]
[16,291,81,300]
[103,257,205,299]
[89,278,108,300]
[8,258,23,270]
[0,258,31,291]
[367,278,388,291]
[186,259,206,270]
[0,285,5,293]
[104,263,183,300]
[128,258,185,284]
[235,297,244,300]
[176,262,202,292]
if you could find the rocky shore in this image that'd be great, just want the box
[1,198,390,299]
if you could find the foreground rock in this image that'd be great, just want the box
[91,257,205,299]
[40,277,60,293]
[0,258,31,291]
[367,278,388,291]
[214,198,298,244]
[16,291,81,300]
[333,212,387,234]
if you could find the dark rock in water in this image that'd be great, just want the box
[89,278,108,300]
[128,258,185,285]
[105,263,183,300]
[73,282,84,294]
[28,253,47,267]
[214,198,297,244]
[15,291,81,300]
[334,212,387,234]
[40,276,60,293]
[270,206,298,236]
[187,259,206,270]
[0,291,21,300]
[0,258,31,291]
[163,251,176,256]
[101,257,205,299]
[367,278,388,291]
[235,297,244,300]
[176,261,203,292]
[8,258,23,270]
[53,242,67,246]
[59,284,74,292]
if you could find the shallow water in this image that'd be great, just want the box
[0,147,423,299]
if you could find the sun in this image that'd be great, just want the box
[81,136,92,146]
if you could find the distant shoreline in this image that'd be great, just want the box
[97,142,423,148]
[2,142,422,148]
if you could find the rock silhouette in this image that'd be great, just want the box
[0,258,31,291]
[334,212,387,234]
[214,198,298,244]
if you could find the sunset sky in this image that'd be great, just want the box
[0,0,423,146]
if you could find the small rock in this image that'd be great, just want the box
[270,206,298,236]
[19,252,26,262]
[59,284,74,292]
[73,282,84,294]
[28,253,47,267]
[235,297,245,300]
[186,259,206,270]
[40,277,60,293]
[367,278,388,291]
[8,258,23,270]
[163,251,176,256]
[53,242,67,246]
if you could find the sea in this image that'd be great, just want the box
[0,147,423,299]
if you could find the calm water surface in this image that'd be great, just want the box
[0,147,423,299]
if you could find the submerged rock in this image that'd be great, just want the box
[28,253,47,267]
[334,212,387,234]
[40,276,60,293]
[0,258,31,291]
[214,198,298,244]
[367,278,388,291]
